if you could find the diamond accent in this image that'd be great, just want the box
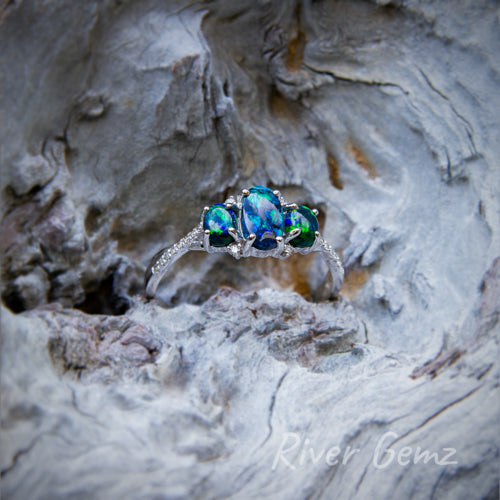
[151,226,203,275]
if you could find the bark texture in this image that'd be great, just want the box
[1,0,499,499]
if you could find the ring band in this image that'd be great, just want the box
[145,186,344,299]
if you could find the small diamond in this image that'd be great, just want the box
[228,244,240,258]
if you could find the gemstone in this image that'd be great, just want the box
[203,204,237,247]
[241,186,283,250]
[284,205,318,248]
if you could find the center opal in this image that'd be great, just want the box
[241,186,283,250]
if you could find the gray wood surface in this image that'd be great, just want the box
[1,1,499,498]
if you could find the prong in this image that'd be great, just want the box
[203,229,211,251]
[312,208,319,216]
[228,227,240,242]
[276,236,284,254]
[242,233,256,256]
[273,190,280,197]
[288,203,298,210]
[285,227,301,243]
[200,206,210,225]
[311,230,321,251]
[225,202,233,209]
[242,189,250,197]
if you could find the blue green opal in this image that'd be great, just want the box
[203,204,237,247]
[284,205,318,248]
[241,186,283,250]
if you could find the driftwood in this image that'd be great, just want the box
[1,0,499,498]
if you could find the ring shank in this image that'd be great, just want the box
[145,226,203,298]
[314,237,344,297]
[145,227,344,299]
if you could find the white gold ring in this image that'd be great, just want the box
[145,186,344,299]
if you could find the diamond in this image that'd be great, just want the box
[228,244,241,258]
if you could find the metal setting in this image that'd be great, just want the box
[145,188,344,299]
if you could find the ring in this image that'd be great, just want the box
[145,186,344,299]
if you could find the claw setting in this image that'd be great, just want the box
[241,186,283,250]
[201,186,320,259]
[283,205,319,248]
[203,204,239,247]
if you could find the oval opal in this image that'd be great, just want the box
[241,186,283,250]
[284,205,318,248]
[203,204,237,247]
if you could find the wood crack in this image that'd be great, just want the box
[388,385,482,450]
[261,370,289,448]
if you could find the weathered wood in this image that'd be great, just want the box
[1,0,499,498]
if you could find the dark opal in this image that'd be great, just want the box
[284,205,318,247]
[241,186,283,250]
[203,204,237,247]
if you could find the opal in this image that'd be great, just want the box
[203,204,237,247]
[284,205,318,248]
[241,186,283,250]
